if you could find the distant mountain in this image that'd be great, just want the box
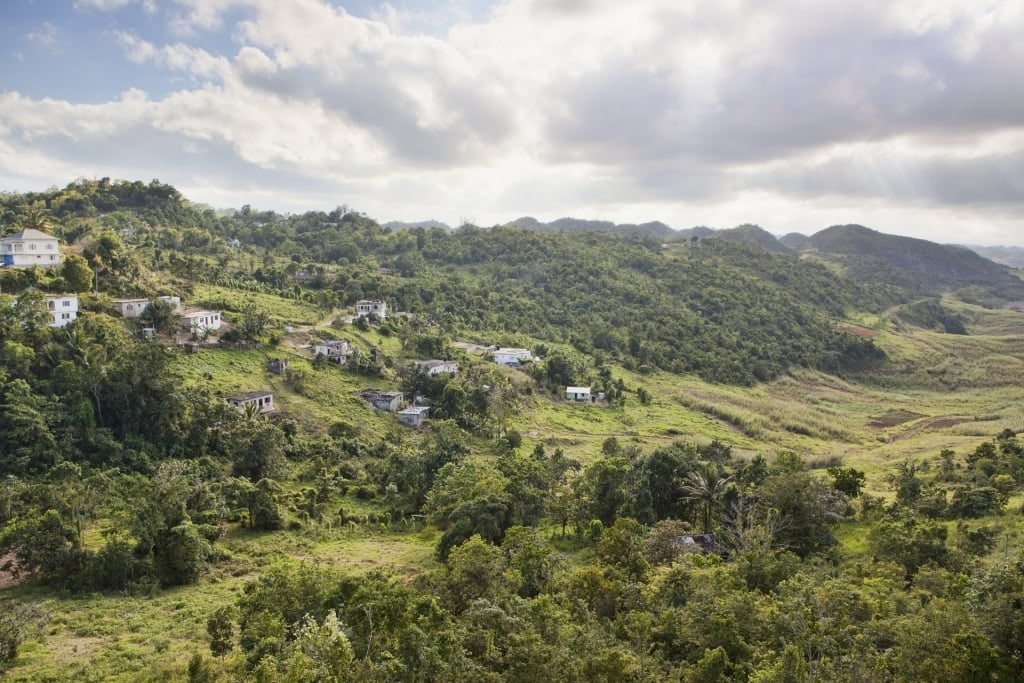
[806,224,1024,297]
[503,216,677,239]
[779,232,810,250]
[964,245,1024,269]
[383,219,452,231]
[715,224,793,254]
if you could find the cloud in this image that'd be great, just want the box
[25,22,61,53]
[2,0,1024,244]
[113,31,232,80]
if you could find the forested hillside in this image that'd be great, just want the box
[1,179,1024,682]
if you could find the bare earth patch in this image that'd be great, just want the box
[838,324,878,339]
[0,553,23,589]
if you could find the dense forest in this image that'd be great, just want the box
[1,179,1023,681]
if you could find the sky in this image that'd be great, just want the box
[1,0,1023,245]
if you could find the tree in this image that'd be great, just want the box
[680,465,733,533]
[827,466,865,497]
[139,299,178,335]
[60,254,93,292]
[0,604,45,673]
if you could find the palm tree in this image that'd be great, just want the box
[680,464,734,533]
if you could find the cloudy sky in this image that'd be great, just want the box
[2,0,1022,244]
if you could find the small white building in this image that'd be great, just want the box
[360,389,404,412]
[45,294,78,328]
[181,310,222,334]
[314,339,351,364]
[0,229,61,268]
[114,296,181,318]
[492,347,533,366]
[414,359,459,376]
[227,390,274,414]
[397,406,430,427]
[355,299,387,320]
[156,295,181,310]
[112,298,151,318]
[566,386,592,402]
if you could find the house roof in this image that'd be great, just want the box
[415,359,455,368]
[494,347,530,355]
[227,390,273,402]
[399,406,430,415]
[566,386,591,393]
[3,229,56,241]
[360,389,404,400]
[181,309,220,318]
[114,298,150,304]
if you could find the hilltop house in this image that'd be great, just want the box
[414,359,459,376]
[45,294,78,328]
[181,310,222,334]
[112,298,151,318]
[397,406,430,427]
[314,339,351,364]
[267,358,290,375]
[355,299,387,320]
[114,295,182,318]
[156,295,181,310]
[492,347,532,366]
[360,389,404,412]
[0,229,61,268]
[227,390,274,414]
[566,386,591,402]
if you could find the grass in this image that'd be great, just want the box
[6,292,1024,680]
[2,522,441,682]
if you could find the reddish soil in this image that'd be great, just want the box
[0,553,22,589]
[838,324,878,339]
[890,416,972,441]
[868,410,925,429]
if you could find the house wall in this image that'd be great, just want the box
[114,300,150,318]
[46,295,78,328]
[182,312,222,332]
[0,235,61,268]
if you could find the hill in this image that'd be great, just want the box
[504,216,677,239]
[5,179,1024,682]
[806,224,1024,299]
[714,224,793,254]
[965,244,1024,269]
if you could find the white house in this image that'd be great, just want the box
[0,229,61,268]
[156,295,181,310]
[414,359,459,376]
[114,295,181,318]
[227,390,274,413]
[566,386,592,402]
[314,339,351,364]
[397,406,430,427]
[181,310,222,334]
[492,347,533,365]
[113,298,151,318]
[45,294,78,328]
[355,299,387,320]
[360,389,404,412]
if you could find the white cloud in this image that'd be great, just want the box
[25,22,61,53]
[3,0,1024,245]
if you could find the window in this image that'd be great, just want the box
[29,244,36,250]
[63,300,71,307]
[61,313,70,320]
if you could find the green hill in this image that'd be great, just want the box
[807,224,1024,299]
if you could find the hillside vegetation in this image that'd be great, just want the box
[1,179,1024,682]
